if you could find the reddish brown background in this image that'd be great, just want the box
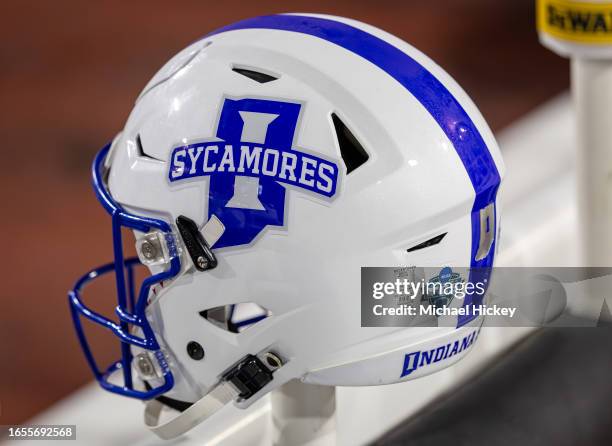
[0,0,566,425]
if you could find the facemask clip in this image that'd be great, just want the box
[136,232,180,266]
[176,215,217,272]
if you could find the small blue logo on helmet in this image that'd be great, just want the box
[439,266,453,283]
[168,98,340,248]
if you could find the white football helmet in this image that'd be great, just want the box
[69,13,504,439]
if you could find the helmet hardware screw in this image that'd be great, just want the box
[140,240,157,260]
[264,352,282,370]
[135,353,157,379]
[196,256,208,269]
[187,341,205,360]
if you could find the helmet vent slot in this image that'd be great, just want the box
[135,134,163,162]
[232,67,278,84]
[331,113,369,174]
[199,303,270,333]
[407,232,447,252]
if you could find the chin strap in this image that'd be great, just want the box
[144,382,237,439]
[144,353,277,439]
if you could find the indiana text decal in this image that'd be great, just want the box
[400,329,480,378]
[168,98,339,248]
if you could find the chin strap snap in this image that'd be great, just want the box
[144,382,236,439]
[144,354,276,439]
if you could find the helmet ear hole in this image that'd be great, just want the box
[186,341,205,360]
[199,303,270,333]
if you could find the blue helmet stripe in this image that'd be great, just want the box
[207,14,501,326]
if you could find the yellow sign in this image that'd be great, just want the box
[537,0,612,44]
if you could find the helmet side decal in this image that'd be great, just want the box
[475,203,495,261]
[168,97,340,248]
[400,328,481,378]
[207,15,501,325]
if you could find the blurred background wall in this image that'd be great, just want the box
[0,0,566,425]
